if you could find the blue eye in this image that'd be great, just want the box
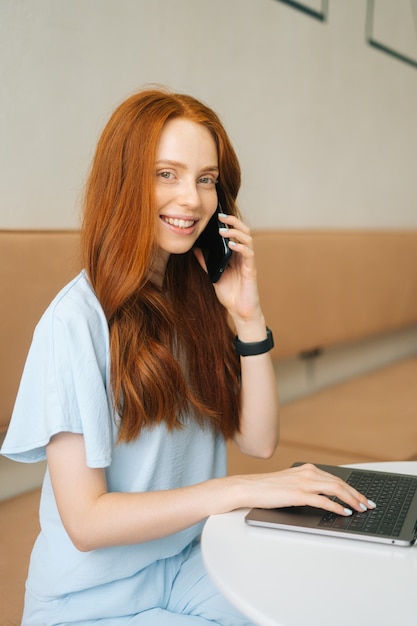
[198,176,217,186]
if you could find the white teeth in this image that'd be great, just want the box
[164,217,195,228]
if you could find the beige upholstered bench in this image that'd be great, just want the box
[1,229,417,624]
[0,230,80,624]
[228,230,417,473]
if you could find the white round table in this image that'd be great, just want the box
[201,462,417,626]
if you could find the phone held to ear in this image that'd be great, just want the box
[195,205,232,283]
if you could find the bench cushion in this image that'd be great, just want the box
[254,230,417,360]
[280,356,417,462]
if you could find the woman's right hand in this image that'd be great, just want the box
[234,463,376,517]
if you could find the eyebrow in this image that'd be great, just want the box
[155,159,219,173]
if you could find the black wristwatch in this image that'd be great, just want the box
[234,327,274,357]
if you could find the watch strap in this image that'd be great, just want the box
[234,327,274,357]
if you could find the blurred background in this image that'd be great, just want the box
[1,0,416,231]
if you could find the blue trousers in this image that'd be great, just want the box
[23,541,254,625]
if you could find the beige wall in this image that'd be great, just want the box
[1,0,416,230]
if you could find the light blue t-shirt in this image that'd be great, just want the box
[1,271,226,602]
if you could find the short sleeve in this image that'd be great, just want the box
[1,272,114,468]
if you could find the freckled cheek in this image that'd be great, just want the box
[154,191,175,215]
[154,187,172,212]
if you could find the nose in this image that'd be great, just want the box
[177,178,200,209]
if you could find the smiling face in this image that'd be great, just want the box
[153,117,219,275]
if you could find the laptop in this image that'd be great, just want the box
[245,463,417,546]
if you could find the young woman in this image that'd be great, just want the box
[2,88,375,625]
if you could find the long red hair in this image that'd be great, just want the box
[81,88,242,441]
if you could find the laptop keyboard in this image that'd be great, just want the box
[319,470,417,537]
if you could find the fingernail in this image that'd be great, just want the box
[359,503,367,512]
[228,241,237,247]
[219,227,228,232]
[367,499,377,509]
[344,508,353,516]
[218,213,228,217]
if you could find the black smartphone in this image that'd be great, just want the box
[195,205,232,283]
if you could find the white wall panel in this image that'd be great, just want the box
[0,0,416,229]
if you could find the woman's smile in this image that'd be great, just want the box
[160,215,199,234]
